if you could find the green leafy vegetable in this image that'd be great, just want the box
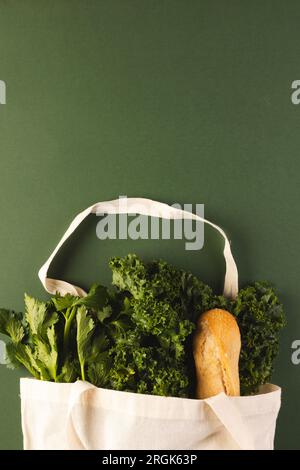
[24,294,57,337]
[34,325,59,381]
[76,306,95,381]
[0,309,25,343]
[5,343,40,378]
[229,282,286,395]
[0,254,286,397]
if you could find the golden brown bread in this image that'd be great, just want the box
[193,308,241,399]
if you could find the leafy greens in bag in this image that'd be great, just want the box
[0,254,285,396]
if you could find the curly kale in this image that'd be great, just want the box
[108,255,215,396]
[229,282,286,395]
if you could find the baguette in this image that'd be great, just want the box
[193,308,241,399]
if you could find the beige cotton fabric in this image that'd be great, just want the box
[20,379,281,450]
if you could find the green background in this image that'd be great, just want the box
[0,0,299,449]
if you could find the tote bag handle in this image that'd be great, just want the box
[38,198,239,299]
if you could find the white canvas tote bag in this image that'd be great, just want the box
[20,198,282,450]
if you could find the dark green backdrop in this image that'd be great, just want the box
[0,0,299,450]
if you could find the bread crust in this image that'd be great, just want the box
[193,309,241,399]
